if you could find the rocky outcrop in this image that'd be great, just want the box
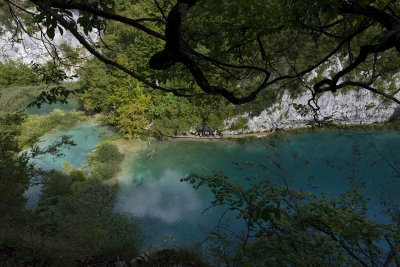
[0,25,81,63]
[223,90,400,134]
[0,24,93,79]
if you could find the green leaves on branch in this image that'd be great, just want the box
[182,149,400,265]
[27,63,81,109]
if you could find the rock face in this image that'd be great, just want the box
[0,26,81,63]
[223,90,400,134]
[0,24,94,79]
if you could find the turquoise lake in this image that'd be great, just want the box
[115,131,400,248]
[25,120,113,205]
[30,123,400,249]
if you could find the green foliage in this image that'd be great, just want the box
[203,113,225,131]
[0,82,80,113]
[144,248,208,266]
[76,1,245,138]
[0,112,32,221]
[81,86,111,112]
[54,177,141,259]
[4,0,400,263]
[78,60,113,112]
[0,111,75,230]
[182,141,400,265]
[28,62,81,109]
[19,109,85,148]
[47,141,139,261]
[33,0,113,39]
[1,122,140,264]
[149,92,242,138]
[0,59,81,111]
[100,133,124,143]
[40,170,76,204]
[248,88,279,117]
[5,0,400,113]
[0,60,40,88]
[0,85,43,113]
[385,119,400,130]
[88,142,124,180]
[111,82,152,139]
[151,96,202,138]
[89,142,124,165]
[230,116,249,131]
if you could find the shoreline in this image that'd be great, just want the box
[105,120,400,188]
[162,121,398,141]
[165,131,273,140]
[108,118,400,162]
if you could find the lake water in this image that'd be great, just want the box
[30,123,400,249]
[27,98,84,115]
[25,120,114,205]
[115,130,400,249]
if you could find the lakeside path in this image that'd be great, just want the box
[166,131,273,140]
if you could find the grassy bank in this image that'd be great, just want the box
[0,82,80,113]
[20,109,86,148]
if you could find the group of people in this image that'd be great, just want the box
[197,130,215,137]
[187,130,223,138]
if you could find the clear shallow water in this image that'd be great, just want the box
[115,130,400,249]
[33,120,113,170]
[25,120,114,205]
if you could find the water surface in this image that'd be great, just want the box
[27,125,400,249]
[115,130,400,248]
[26,120,113,205]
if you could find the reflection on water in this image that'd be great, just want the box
[115,131,400,249]
[25,120,114,206]
[25,124,400,250]
[116,169,202,224]
[33,120,113,170]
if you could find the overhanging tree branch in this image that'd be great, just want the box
[336,81,400,105]
[31,0,166,40]
[31,0,194,97]
[8,0,400,105]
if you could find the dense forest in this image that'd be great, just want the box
[1,0,400,266]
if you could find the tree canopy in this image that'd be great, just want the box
[2,0,400,109]
[1,1,400,264]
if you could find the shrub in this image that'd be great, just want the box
[19,109,85,148]
[88,143,124,180]
[230,116,249,131]
[0,60,40,88]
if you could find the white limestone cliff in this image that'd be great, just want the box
[223,90,400,134]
